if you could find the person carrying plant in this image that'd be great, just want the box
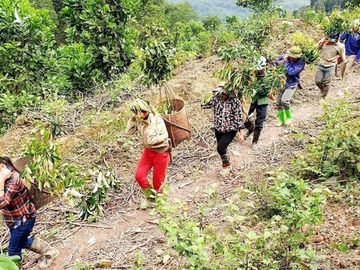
[202,87,244,175]
[274,46,305,126]
[244,56,272,148]
[339,19,360,80]
[126,99,170,208]
[0,156,59,269]
[315,33,346,98]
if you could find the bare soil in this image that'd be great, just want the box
[0,54,359,269]
[18,59,359,270]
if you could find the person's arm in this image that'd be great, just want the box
[0,176,17,210]
[340,33,348,42]
[339,45,346,64]
[355,47,360,64]
[274,55,285,66]
[201,95,216,109]
[0,168,12,197]
[317,37,327,49]
[125,116,138,135]
[287,61,305,76]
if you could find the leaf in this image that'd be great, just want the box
[246,231,257,240]
[0,255,19,270]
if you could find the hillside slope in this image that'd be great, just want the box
[23,58,360,270]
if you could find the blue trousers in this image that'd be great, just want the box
[7,217,36,257]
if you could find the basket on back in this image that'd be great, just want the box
[160,98,191,148]
[14,157,53,209]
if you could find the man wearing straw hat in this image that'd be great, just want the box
[126,99,170,208]
[202,86,244,176]
[315,32,346,98]
[275,46,305,126]
[339,19,360,81]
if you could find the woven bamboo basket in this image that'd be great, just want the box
[161,99,191,148]
[14,157,53,209]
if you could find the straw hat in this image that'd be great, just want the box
[352,19,360,28]
[287,46,302,59]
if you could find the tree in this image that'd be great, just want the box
[61,0,140,77]
[165,2,197,28]
[310,0,354,11]
[202,16,221,31]
[236,0,274,11]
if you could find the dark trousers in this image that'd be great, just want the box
[215,130,237,156]
[8,217,36,257]
[245,103,268,130]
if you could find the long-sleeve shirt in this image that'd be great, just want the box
[126,113,170,152]
[340,31,360,62]
[202,95,244,133]
[0,172,36,226]
[317,39,346,67]
[275,56,305,88]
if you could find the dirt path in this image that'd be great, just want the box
[27,61,360,269]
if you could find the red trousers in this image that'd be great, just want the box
[135,148,170,192]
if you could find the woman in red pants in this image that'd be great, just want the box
[126,99,170,208]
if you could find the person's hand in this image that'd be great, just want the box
[353,61,359,67]
[278,55,287,65]
[238,130,245,144]
[0,167,12,182]
[319,37,328,47]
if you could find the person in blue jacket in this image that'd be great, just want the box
[274,46,305,126]
[339,19,360,80]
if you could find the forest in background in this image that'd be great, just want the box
[168,0,310,18]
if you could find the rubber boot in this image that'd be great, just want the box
[284,109,293,125]
[140,188,155,209]
[29,237,59,269]
[276,110,286,127]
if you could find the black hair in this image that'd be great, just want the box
[0,156,19,173]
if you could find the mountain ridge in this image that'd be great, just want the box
[168,0,310,18]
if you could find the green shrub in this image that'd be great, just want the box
[293,98,360,180]
[202,16,221,31]
[77,166,120,221]
[0,91,40,134]
[238,13,274,48]
[61,0,140,77]
[56,43,102,97]
[140,38,176,87]
[156,173,327,270]
[0,0,56,95]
